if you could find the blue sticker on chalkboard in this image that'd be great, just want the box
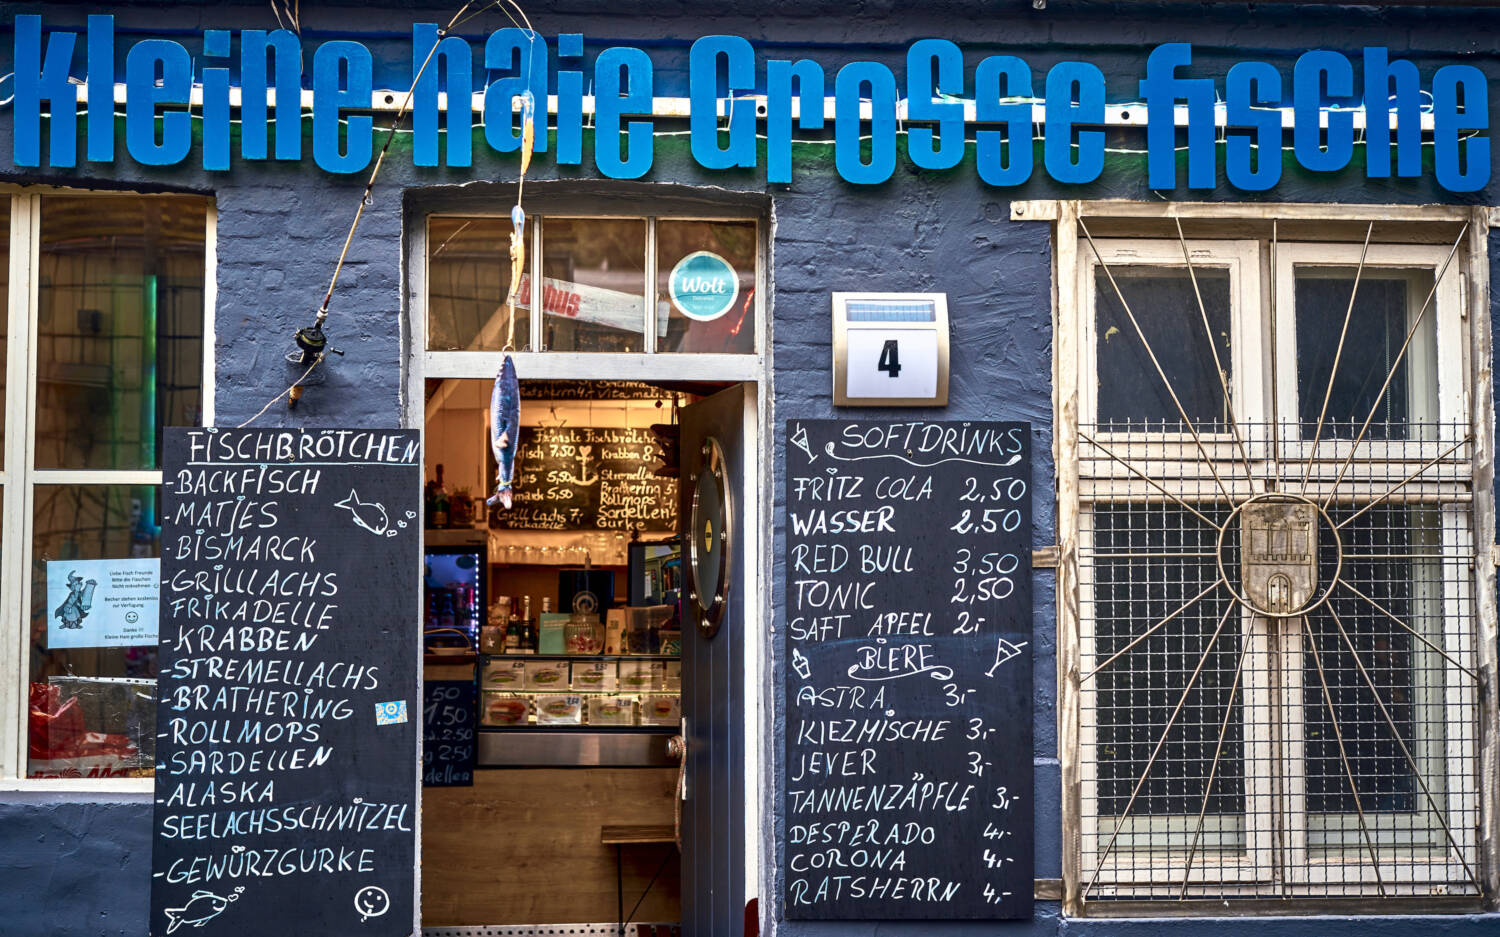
[375,701,408,726]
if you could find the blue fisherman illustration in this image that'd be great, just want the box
[53,570,97,630]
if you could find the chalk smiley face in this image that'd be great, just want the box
[354,885,390,922]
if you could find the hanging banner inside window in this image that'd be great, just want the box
[9,17,1491,192]
[45,558,160,649]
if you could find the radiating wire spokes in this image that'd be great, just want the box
[1078,219,1479,903]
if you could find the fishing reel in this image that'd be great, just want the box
[285,322,344,409]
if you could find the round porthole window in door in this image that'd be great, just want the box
[689,437,732,639]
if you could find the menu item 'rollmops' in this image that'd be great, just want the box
[783,420,1034,920]
[151,428,420,937]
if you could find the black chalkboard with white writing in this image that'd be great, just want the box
[492,425,676,532]
[422,680,476,787]
[782,420,1034,920]
[151,428,420,937]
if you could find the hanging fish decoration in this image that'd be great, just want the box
[488,356,522,509]
[519,89,536,175]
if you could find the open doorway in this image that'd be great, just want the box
[417,378,752,936]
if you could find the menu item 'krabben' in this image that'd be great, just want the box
[493,425,676,531]
[151,428,419,937]
[783,420,1034,920]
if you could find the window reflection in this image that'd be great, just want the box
[540,218,646,352]
[35,196,207,470]
[28,484,161,778]
[1295,269,1438,440]
[656,220,756,354]
[1095,267,1232,434]
[427,216,531,351]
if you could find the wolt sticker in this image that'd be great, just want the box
[668,251,739,321]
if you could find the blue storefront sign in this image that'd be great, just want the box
[9,17,1492,192]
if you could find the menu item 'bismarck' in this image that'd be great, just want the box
[151,428,420,937]
[783,420,1033,920]
[492,425,676,531]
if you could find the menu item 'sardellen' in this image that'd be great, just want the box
[151,428,420,937]
[782,420,1034,920]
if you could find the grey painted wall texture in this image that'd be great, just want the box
[2,1,1500,934]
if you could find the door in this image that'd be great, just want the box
[679,384,748,937]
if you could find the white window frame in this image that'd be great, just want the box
[403,195,771,918]
[0,187,215,793]
[1040,200,1499,915]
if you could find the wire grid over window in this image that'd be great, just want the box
[1073,223,1483,904]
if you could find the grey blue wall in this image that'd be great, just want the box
[2,1,1500,934]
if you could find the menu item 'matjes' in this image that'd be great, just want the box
[151,428,420,937]
[782,420,1034,920]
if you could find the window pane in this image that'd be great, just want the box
[28,484,160,778]
[35,196,207,470]
[656,220,756,354]
[540,218,645,352]
[1096,267,1232,434]
[1090,505,1247,858]
[1304,505,1452,856]
[1295,268,1438,440]
[426,215,532,351]
[0,198,10,445]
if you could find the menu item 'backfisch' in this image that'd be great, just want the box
[783,420,1034,920]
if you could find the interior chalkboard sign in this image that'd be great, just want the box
[151,428,420,937]
[782,420,1034,920]
[492,425,676,532]
[423,680,476,787]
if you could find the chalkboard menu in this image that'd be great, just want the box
[152,428,420,937]
[493,425,676,531]
[783,420,1034,920]
[422,680,476,786]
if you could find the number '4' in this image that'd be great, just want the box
[878,339,901,378]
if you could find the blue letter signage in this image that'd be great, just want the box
[6,21,1492,193]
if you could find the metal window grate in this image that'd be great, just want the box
[1077,421,1480,902]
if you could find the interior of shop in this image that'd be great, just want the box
[420,376,716,928]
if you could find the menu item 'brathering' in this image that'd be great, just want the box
[782,420,1034,920]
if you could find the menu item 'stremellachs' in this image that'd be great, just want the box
[492,425,676,531]
[783,420,1034,920]
[423,680,477,787]
[151,428,420,937]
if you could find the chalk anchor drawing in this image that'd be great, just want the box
[335,489,400,537]
[162,886,243,933]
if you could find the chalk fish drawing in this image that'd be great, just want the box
[488,355,521,509]
[334,489,395,537]
[162,886,243,933]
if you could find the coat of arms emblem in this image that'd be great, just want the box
[1241,499,1318,614]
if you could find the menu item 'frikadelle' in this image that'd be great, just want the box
[782,420,1034,920]
[151,428,420,937]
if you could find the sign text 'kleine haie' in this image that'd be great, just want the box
[10,17,1491,192]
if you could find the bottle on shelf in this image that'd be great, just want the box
[433,464,450,528]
